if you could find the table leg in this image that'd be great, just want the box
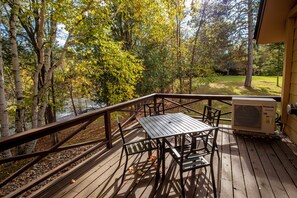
[162,138,166,178]
[155,139,161,181]
[146,132,152,157]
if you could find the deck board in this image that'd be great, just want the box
[34,127,297,198]
[229,130,246,198]
[245,138,275,198]
[220,130,233,198]
[235,135,261,198]
[257,139,289,198]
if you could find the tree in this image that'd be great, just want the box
[109,0,179,95]
[254,42,284,85]
[9,0,25,138]
[175,0,184,94]
[188,0,207,94]
[244,0,253,87]
[186,0,235,92]
[0,7,12,158]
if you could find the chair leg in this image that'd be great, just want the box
[216,148,220,160]
[180,171,185,198]
[210,163,217,198]
[215,143,220,160]
[118,148,124,168]
[120,153,128,186]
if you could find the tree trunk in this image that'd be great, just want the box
[244,0,253,87]
[49,56,58,145]
[176,1,182,94]
[0,13,12,158]
[69,81,78,116]
[26,0,46,154]
[10,0,24,135]
[189,1,207,94]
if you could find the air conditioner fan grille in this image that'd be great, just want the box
[234,105,261,128]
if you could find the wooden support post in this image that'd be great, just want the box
[208,99,212,107]
[162,97,165,114]
[104,111,112,148]
[154,95,157,114]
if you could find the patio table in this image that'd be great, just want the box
[137,112,217,178]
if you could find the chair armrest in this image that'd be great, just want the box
[124,138,154,146]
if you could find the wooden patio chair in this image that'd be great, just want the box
[144,102,165,117]
[117,116,157,185]
[164,127,219,197]
[131,102,164,131]
[192,105,221,158]
[202,105,221,128]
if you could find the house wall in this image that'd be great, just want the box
[283,16,297,143]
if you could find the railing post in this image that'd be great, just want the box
[154,95,157,114]
[104,111,112,148]
[162,96,165,114]
[208,99,212,107]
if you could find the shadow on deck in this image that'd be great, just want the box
[32,127,297,198]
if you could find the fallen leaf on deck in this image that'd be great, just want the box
[128,166,134,173]
[137,170,143,175]
[148,155,157,162]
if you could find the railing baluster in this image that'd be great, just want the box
[104,111,112,148]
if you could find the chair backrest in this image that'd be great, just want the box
[116,115,126,144]
[179,127,219,165]
[144,102,165,117]
[202,105,221,127]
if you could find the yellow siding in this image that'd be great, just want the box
[286,117,297,143]
[292,61,297,72]
[291,73,297,83]
[290,83,297,93]
[285,16,297,144]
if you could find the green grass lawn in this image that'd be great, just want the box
[191,76,282,96]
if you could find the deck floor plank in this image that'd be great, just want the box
[220,130,233,198]
[245,138,275,198]
[271,141,297,186]
[257,139,289,198]
[56,147,123,197]
[237,136,261,198]
[58,133,145,198]
[115,153,156,197]
[215,127,223,197]
[34,127,297,198]
[263,139,297,198]
[229,132,246,198]
[276,139,297,170]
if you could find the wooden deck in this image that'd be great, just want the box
[32,127,297,198]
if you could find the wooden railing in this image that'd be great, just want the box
[0,93,281,197]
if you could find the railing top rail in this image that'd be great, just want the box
[155,93,281,102]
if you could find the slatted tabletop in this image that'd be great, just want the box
[137,112,216,139]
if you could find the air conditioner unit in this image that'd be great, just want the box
[232,97,276,135]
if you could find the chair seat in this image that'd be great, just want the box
[125,139,157,155]
[165,140,210,170]
[181,155,209,171]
